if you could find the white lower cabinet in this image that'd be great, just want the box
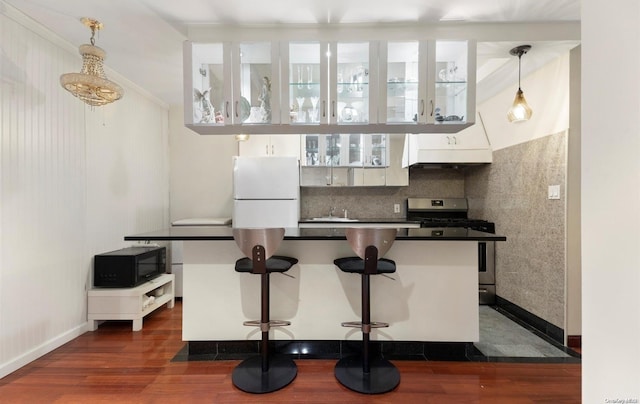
[88,273,175,331]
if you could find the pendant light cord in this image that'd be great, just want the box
[518,53,522,92]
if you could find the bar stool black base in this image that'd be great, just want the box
[334,355,400,394]
[232,355,297,394]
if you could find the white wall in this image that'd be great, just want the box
[582,0,640,401]
[0,5,170,378]
[168,105,236,221]
[480,52,571,151]
[566,46,581,337]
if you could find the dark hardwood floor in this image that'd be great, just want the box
[0,301,581,403]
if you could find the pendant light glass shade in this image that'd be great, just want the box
[507,45,532,123]
[60,18,123,107]
[507,88,533,122]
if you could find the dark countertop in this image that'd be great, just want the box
[299,218,420,224]
[125,226,506,241]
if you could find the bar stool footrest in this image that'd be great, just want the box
[341,321,389,329]
[243,320,291,332]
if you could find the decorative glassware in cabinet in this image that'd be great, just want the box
[190,43,228,125]
[366,134,388,166]
[289,42,322,125]
[302,135,321,166]
[336,42,370,124]
[385,41,420,123]
[347,134,363,166]
[434,41,468,125]
[237,42,278,125]
[325,134,342,166]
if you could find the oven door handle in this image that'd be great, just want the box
[478,242,487,273]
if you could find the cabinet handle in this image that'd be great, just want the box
[225,101,230,118]
[271,145,275,155]
[430,100,434,117]
[235,101,239,118]
[331,100,336,118]
[452,136,457,145]
[420,99,425,116]
[322,100,326,118]
[265,145,269,155]
[446,136,451,145]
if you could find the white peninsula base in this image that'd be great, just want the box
[182,240,478,343]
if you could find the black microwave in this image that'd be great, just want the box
[94,246,166,288]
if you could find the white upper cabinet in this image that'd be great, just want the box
[235,42,281,126]
[300,134,388,168]
[406,111,493,166]
[431,40,476,128]
[185,41,281,131]
[380,40,475,128]
[380,41,422,124]
[330,42,377,128]
[300,134,344,167]
[186,42,232,128]
[285,42,328,126]
[184,36,475,135]
[238,135,301,157]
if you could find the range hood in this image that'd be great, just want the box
[404,112,493,168]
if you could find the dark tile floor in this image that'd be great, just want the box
[475,306,580,363]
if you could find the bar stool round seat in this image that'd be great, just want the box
[231,228,297,394]
[333,227,400,394]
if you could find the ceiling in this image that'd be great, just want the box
[3,0,581,106]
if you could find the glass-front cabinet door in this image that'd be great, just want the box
[186,42,232,127]
[430,40,475,126]
[233,42,281,126]
[301,134,343,167]
[330,42,376,126]
[380,41,422,124]
[185,41,281,130]
[346,134,363,166]
[301,135,322,166]
[184,38,475,134]
[286,42,327,125]
[324,134,343,166]
[300,134,348,186]
[364,134,388,167]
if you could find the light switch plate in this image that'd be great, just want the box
[394,203,401,213]
[548,185,561,200]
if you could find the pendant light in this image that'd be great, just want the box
[60,18,124,107]
[507,45,532,123]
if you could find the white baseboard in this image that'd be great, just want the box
[0,322,90,379]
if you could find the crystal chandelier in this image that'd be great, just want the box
[507,45,532,123]
[60,18,123,107]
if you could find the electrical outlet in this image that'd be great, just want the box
[394,203,401,213]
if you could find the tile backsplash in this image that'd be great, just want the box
[300,169,464,219]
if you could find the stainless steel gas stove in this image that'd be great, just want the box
[407,198,496,305]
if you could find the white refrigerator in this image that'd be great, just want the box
[232,156,300,228]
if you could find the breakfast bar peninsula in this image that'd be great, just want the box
[125,227,506,355]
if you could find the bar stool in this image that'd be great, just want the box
[333,227,400,394]
[231,228,298,394]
